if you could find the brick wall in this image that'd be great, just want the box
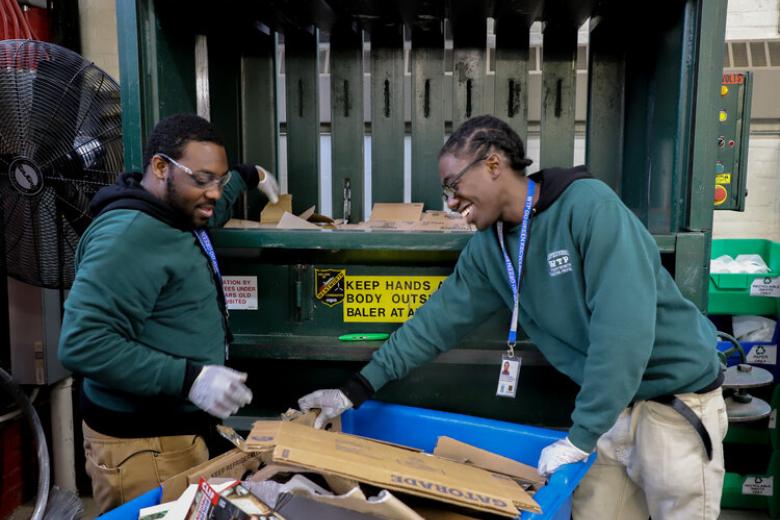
[726,0,780,40]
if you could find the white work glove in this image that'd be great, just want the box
[298,389,353,429]
[537,437,590,476]
[187,365,253,419]
[256,166,280,204]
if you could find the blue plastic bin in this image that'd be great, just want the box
[99,401,594,520]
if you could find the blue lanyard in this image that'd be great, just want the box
[496,180,536,352]
[193,229,222,282]
[193,229,230,359]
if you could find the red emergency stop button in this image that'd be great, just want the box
[714,184,728,206]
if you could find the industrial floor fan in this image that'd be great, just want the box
[0,39,123,519]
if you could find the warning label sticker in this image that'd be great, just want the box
[746,344,778,366]
[743,476,773,497]
[222,276,258,310]
[315,268,346,307]
[750,277,780,297]
[343,275,447,323]
[715,173,732,185]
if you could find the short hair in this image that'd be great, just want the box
[142,113,224,170]
[439,115,533,172]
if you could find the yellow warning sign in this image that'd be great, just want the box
[715,173,732,185]
[344,275,447,323]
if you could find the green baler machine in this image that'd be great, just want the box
[117,0,727,428]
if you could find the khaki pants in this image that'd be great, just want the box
[82,421,209,514]
[572,388,728,520]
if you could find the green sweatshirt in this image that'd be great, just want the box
[361,174,720,452]
[58,171,250,435]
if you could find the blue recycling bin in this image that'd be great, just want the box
[99,401,594,520]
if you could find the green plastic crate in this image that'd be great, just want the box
[709,239,780,315]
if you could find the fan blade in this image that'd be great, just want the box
[0,40,122,289]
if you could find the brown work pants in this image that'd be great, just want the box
[82,421,209,514]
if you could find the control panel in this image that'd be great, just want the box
[714,71,752,211]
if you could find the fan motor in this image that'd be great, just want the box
[7,157,45,196]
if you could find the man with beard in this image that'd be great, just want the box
[58,113,279,513]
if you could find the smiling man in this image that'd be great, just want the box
[58,113,278,513]
[299,115,727,519]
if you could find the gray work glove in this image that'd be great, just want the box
[188,365,253,419]
[256,166,280,204]
[298,389,353,429]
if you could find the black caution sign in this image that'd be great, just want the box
[315,268,346,307]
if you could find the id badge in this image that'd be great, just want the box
[496,353,521,398]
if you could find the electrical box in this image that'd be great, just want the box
[714,71,752,211]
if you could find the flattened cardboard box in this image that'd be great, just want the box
[369,203,424,222]
[270,421,541,517]
[162,412,341,500]
[161,449,264,502]
[434,436,545,488]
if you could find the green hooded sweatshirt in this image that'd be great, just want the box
[58,168,257,437]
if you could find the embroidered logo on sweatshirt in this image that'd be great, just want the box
[547,250,572,277]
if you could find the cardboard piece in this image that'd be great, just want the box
[434,437,545,489]
[260,194,293,224]
[270,421,541,517]
[223,218,272,229]
[220,409,339,454]
[282,408,342,432]
[412,507,482,520]
[298,205,316,221]
[276,211,322,230]
[161,449,265,503]
[369,203,424,222]
[345,204,473,232]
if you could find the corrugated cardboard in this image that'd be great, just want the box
[369,203,424,222]
[412,507,482,519]
[161,449,265,503]
[434,437,545,488]
[269,421,541,517]
[276,211,321,230]
[223,218,270,229]
[259,194,293,224]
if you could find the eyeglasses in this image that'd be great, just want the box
[441,155,488,201]
[156,153,231,190]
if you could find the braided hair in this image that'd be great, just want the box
[439,115,533,173]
